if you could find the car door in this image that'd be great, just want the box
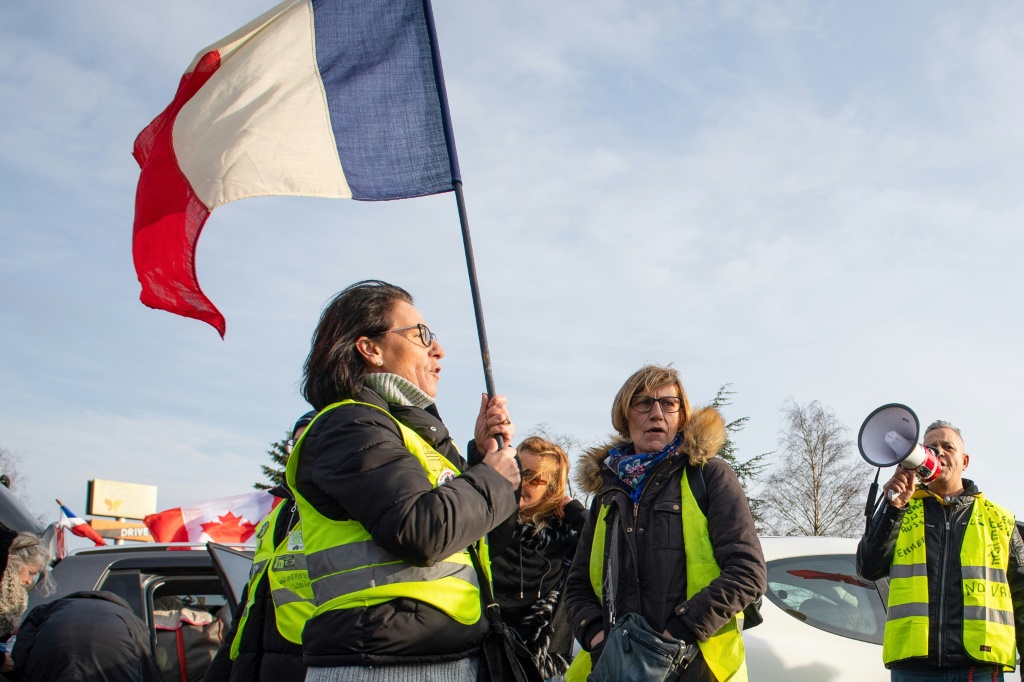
[207,542,255,613]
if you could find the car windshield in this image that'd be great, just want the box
[764,553,887,645]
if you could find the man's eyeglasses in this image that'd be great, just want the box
[384,323,438,348]
[630,395,682,414]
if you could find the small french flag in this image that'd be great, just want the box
[57,500,106,547]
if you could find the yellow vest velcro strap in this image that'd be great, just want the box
[311,561,478,605]
[887,603,928,619]
[962,566,1008,583]
[272,588,312,607]
[273,553,307,571]
[249,559,269,580]
[889,564,927,579]
[963,606,1014,627]
[307,541,401,579]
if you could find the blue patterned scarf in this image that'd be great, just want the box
[606,433,682,503]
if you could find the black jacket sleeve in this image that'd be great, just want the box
[669,458,767,642]
[1008,522,1024,681]
[299,405,518,566]
[857,499,906,580]
[564,498,605,654]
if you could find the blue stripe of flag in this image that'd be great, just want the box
[312,0,461,201]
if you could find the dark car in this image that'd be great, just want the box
[26,542,252,682]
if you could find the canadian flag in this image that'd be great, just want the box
[144,491,277,544]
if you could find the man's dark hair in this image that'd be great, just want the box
[301,280,413,410]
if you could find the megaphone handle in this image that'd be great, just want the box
[865,468,881,535]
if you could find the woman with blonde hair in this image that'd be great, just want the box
[565,364,765,682]
[493,436,586,681]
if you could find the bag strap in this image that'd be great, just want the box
[603,505,620,626]
[686,462,709,516]
[468,543,530,682]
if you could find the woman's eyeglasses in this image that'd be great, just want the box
[630,395,682,413]
[521,470,548,488]
[384,323,438,348]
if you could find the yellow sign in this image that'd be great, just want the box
[87,479,158,520]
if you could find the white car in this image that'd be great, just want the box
[745,536,888,681]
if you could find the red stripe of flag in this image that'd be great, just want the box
[132,51,226,337]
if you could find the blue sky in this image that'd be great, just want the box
[3,1,1024,529]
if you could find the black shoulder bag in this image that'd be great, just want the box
[588,506,699,682]
[468,544,530,682]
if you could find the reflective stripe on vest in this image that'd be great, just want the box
[566,467,748,682]
[285,400,486,626]
[883,493,1016,669]
[230,504,315,654]
[267,527,315,645]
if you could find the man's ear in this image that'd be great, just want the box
[962,453,969,470]
[355,336,382,365]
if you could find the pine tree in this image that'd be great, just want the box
[709,385,771,533]
[255,434,290,490]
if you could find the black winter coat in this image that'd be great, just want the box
[293,387,519,667]
[857,479,1024,674]
[204,487,305,682]
[12,591,161,682]
[565,407,766,680]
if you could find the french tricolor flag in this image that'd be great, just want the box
[133,0,460,336]
[58,502,107,547]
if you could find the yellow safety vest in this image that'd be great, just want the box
[284,400,489,626]
[883,492,1016,669]
[566,467,747,682]
[230,501,315,656]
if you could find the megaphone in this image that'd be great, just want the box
[858,403,941,484]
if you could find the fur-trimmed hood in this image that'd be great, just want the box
[574,406,727,496]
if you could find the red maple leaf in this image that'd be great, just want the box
[200,511,257,543]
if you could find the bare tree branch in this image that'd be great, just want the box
[761,399,870,537]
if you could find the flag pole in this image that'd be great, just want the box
[422,0,505,447]
[452,181,504,449]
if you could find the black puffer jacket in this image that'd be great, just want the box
[13,591,161,682]
[857,479,1024,675]
[293,387,518,667]
[564,407,766,679]
[204,487,305,682]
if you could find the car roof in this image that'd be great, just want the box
[758,535,860,562]
[67,542,246,557]
[0,484,45,535]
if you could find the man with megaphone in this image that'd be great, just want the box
[857,418,1024,681]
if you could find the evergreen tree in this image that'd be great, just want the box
[255,434,290,490]
[710,385,771,533]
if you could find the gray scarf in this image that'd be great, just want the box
[362,372,434,409]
